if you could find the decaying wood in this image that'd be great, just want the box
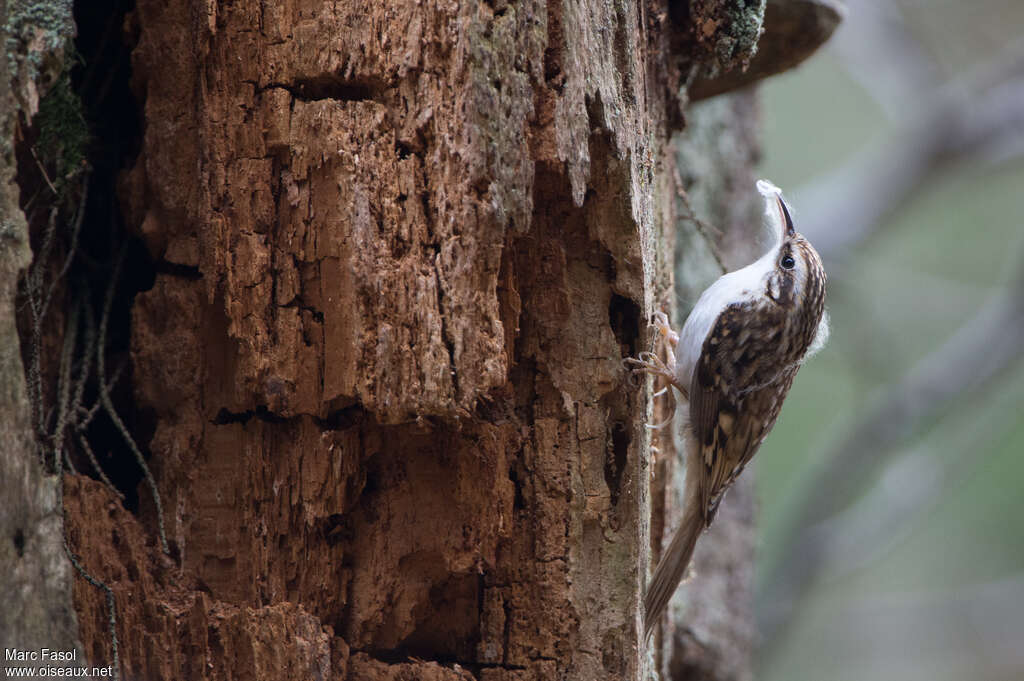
[1,2,82,670]
[3,0,837,679]
[72,1,677,679]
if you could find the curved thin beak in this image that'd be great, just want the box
[756,179,797,242]
[776,195,796,239]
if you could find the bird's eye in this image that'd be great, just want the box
[781,255,795,270]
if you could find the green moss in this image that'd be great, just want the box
[692,0,766,75]
[4,0,74,82]
[33,46,89,188]
[1,218,21,243]
[717,0,765,68]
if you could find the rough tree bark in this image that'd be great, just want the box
[3,1,837,680]
[1,1,82,673]
[73,1,671,678]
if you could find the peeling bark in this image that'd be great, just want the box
[72,0,675,679]
[2,0,802,678]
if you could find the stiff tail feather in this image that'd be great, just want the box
[643,490,704,640]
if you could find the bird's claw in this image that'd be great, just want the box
[624,351,674,385]
[652,311,679,349]
[624,313,682,432]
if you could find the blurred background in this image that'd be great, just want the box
[751,1,1024,680]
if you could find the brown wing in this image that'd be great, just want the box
[689,302,795,525]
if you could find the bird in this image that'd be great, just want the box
[626,179,829,640]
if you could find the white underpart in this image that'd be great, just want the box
[674,179,788,389]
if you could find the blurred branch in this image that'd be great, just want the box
[821,446,951,576]
[758,263,1024,652]
[775,575,1024,675]
[796,37,1024,261]
[689,0,844,101]
[797,388,1017,586]
[829,1,939,118]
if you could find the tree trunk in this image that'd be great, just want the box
[3,1,799,680]
[663,94,764,681]
[1,1,82,673]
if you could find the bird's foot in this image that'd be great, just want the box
[623,351,675,385]
[652,311,679,351]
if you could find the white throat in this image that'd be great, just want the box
[672,179,789,389]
